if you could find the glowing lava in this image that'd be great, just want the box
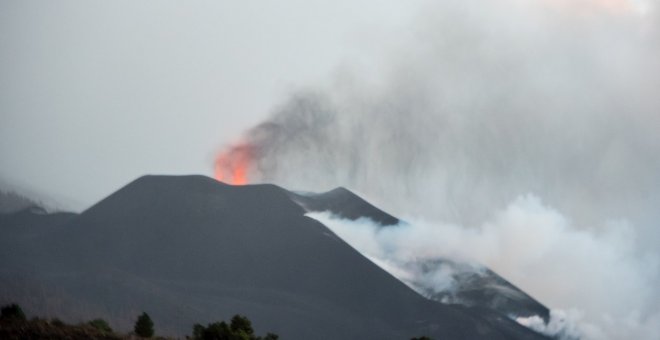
[214,143,254,185]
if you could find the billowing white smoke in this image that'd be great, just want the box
[220,0,660,339]
[308,194,659,339]
[516,310,582,340]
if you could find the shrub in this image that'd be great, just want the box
[0,303,26,321]
[88,318,113,334]
[230,314,254,336]
[134,312,154,337]
[204,321,232,339]
[191,314,277,340]
[260,333,279,340]
[51,318,65,327]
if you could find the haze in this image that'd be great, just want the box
[2,1,660,339]
[0,0,421,208]
[211,1,660,338]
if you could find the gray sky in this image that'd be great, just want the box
[0,0,421,209]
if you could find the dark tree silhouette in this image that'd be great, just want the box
[0,304,26,321]
[230,314,254,336]
[134,312,154,337]
[191,314,277,340]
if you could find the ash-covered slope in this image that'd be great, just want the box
[293,187,550,321]
[0,175,549,339]
[407,258,550,321]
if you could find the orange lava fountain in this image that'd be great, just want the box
[214,143,254,185]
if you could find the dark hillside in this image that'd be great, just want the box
[0,175,549,339]
[289,187,399,226]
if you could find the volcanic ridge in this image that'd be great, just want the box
[0,175,551,339]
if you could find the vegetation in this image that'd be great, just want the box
[0,303,278,339]
[134,312,155,338]
[0,303,163,340]
[0,302,433,340]
[0,303,26,321]
[191,314,278,340]
[88,318,114,334]
[0,306,121,340]
[51,318,65,327]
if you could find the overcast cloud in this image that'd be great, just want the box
[0,0,421,208]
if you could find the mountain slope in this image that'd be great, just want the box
[296,187,550,321]
[0,175,549,339]
[289,187,399,226]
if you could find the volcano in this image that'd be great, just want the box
[0,175,550,339]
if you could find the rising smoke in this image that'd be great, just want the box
[308,195,659,339]
[216,0,660,339]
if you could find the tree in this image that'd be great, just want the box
[0,303,26,321]
[134,312,154,337]
[204,321,232,340]
[193,323,206,339]
[230,314,254,337]
[260,333,279,340]
[191,314,277,340]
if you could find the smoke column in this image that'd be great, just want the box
[215,0,660,338]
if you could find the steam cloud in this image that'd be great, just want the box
[219,0,660,339]
[308,195,659,339]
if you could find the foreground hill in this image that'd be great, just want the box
[0,175,549,339]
